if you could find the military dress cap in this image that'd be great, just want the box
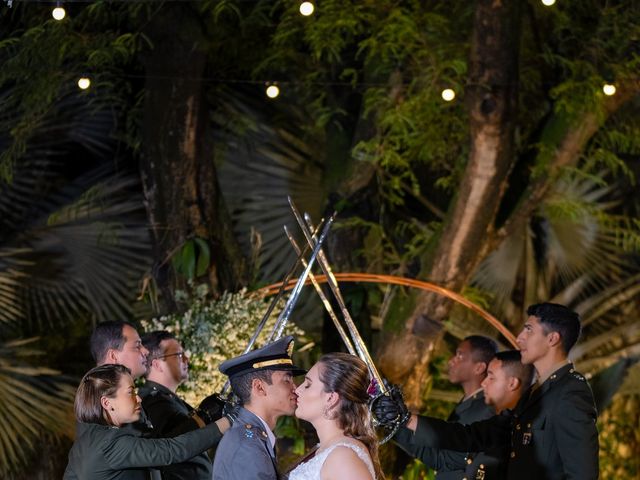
[219,335,306,379]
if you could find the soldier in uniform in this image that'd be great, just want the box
[374,303,599,480]
[212,335,306,480]
[140,331,228,480]
[395,335,497,479]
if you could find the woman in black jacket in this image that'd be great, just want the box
[64,364,229,480]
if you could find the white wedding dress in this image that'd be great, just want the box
[288,441,375,480]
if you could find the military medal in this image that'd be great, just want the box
[522,432,532,445]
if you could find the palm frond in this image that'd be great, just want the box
[0,338,75,478]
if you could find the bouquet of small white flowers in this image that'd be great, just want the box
[142,283,306,406]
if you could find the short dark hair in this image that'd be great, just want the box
[90,321,136,365]
[75,364,131,425]
[141,330,176,360]
[495,350,535,389]
[464,335,499,365]
[526,303,581,353]
[230,370,274,405]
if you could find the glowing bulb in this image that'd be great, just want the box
[77,77,91,90]
[52,6,66,20]
[441,88,456,102]
[602,84,616,96]
[541,0,556,6]
[299,2,314,16]
[266,85,280,99]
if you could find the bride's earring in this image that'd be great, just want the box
[322,405,332,419]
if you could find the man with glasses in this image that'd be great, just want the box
[140,330,226,480]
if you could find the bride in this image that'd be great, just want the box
[289,352,384,480]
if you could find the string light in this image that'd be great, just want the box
[602,84,616,96]
[77,77,91,90]
[541,0,556,6]
[266,84,280,98]
[441,88,455,102]
[299,2,314,16]
[52,6,66,20]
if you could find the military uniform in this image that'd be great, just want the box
[212,336,306,480]
[396,390,500,480]
[139,380,212,480]
[408,363,598,480]
[212,407,279,480]
[63,418,223,480]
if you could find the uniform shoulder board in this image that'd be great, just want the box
[569,368,586,381]
[243,424,267,440]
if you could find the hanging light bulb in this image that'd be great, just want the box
[441,88,456,102]
[52,5,66,20]
[299,2,314,16]
[77,77,91,90]
[602,84,616,96]
[541,0,556,6]
[266,84,280,99]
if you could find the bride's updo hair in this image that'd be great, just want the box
[318,352,384,479]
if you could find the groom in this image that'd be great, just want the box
[212,336,306,480]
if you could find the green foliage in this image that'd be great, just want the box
[141,284,306,406]
[171,238,212,280]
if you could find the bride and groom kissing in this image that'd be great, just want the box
[212,336,383,480]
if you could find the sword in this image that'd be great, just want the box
[287,197,384,388]
[284,225,357,356]
[220,219,326,397]
[267,212,336,341]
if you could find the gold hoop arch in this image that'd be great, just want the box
[255,272,518,347]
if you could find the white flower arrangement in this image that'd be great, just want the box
[141,284,306,406]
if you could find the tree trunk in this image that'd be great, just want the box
[139,4,246,311]
[381,0,522,406]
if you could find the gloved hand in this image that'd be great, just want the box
[197,393,226,424]
[222,401,240,425]
[370,383,410,428]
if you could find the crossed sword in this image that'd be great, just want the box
[221,197,401,443]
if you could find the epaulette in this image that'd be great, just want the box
[242,423,269,441]
[569,368,586,381]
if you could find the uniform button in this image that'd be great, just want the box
[245,424,252,428]
[551,374,556,379]
[467,458,473,464]
[462,477,467,480]
[516,424,521,430]
[480,464,485,469]
[510,451,516,458]
[527,423,531,428]
[569,368,575,373]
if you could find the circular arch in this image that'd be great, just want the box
[255,272,518,347]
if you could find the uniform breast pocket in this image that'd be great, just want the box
[528,416,547,458]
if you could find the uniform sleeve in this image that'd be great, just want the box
[142,395,201,437]
[395,427,468,471]
[411,414,510,452]
[551,381,599,480]
[102,420,222,469]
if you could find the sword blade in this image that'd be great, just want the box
[284,225,357,356]
[288,197,384,388]
[267,212,336,341]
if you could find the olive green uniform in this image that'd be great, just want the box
[63,419,222,480]
[139,380,212,480]
[405,364,598,480]
[396,390,499,479]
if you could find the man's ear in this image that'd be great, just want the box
[105,348,119,365]
[252,378,267,397]
[474,362,488,376]
[508,376,521,392]
[547,331,562,348]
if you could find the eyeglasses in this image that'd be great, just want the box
[155,351,186,361]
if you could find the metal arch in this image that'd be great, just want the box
[254,272,518,348]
